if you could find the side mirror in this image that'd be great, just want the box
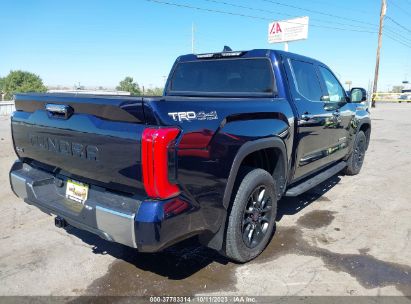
[320,95,330,102]
[350,87,367,103]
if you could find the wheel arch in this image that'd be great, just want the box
[223,137,288,209]
[358,118,371,150]
[201,137,287,252]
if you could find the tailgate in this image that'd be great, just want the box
[11,93,148,195]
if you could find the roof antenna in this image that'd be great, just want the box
[223,45,232,52]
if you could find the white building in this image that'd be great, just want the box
[402,81,411,93]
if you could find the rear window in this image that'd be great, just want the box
[168,58,276,96]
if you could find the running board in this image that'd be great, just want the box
[285,161,346,197]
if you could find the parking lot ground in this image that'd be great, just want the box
[0,103,411,297]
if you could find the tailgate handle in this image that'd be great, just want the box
[45,104,74,119]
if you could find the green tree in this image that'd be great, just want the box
[0,77,4,101]
[3,70,47,100]
[145,87,164,96]
[116,76,141,96]
[0,77,4,92]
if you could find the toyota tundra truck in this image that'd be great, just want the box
[9,49,371,262]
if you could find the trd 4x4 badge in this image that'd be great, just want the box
[168,111,218,122]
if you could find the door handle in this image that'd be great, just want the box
[301,113,314,121]
[332,110,342,124]
[332,109,341,117]
[45,104,74,119]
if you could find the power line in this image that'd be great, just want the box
[144,0,411,50]
[259,0,378,27]
[384,26,411,44]
[386,16,411,34]
[145,0,269,21]
[299,0,369,14]
[387,0,411,16]
[144,0,378,33]
[201,0,378,31]
[385,33,411,48]
[384,17,411,43]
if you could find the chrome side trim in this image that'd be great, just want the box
[96,206,137,248]
[278,127,289,138]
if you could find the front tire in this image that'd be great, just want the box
[224,168,278,263]
[344,131,367,175]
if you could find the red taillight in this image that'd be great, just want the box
[142,127,180,199]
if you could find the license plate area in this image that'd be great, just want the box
[65,180,89,204]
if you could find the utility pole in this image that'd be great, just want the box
[372,0,387,108]
[191,23,195,54]
[368,79,373,102]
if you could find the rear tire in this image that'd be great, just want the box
[224,168,278,263]
[344,131,367,175]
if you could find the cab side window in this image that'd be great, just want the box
[318,66,346,103]
[289,59,323,101]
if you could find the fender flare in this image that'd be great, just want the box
[201,136,288,251]
[222,136,288,209]
[357,117,372,149]
[357,116,371,131]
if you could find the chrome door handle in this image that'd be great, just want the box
[45,104,73,119]
[332,109,341,116]
[301,113,314,121]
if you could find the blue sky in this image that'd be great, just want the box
[1,0,410,90]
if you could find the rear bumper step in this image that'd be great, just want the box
[285,161,346,197]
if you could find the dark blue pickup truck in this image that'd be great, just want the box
[9,49,371,262]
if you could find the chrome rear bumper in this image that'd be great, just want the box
[10,161,141,248]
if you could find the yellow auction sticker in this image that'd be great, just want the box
[65,180,89,204]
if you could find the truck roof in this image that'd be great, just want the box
[178,49,324,66]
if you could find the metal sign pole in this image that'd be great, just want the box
[284,42,288,52]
